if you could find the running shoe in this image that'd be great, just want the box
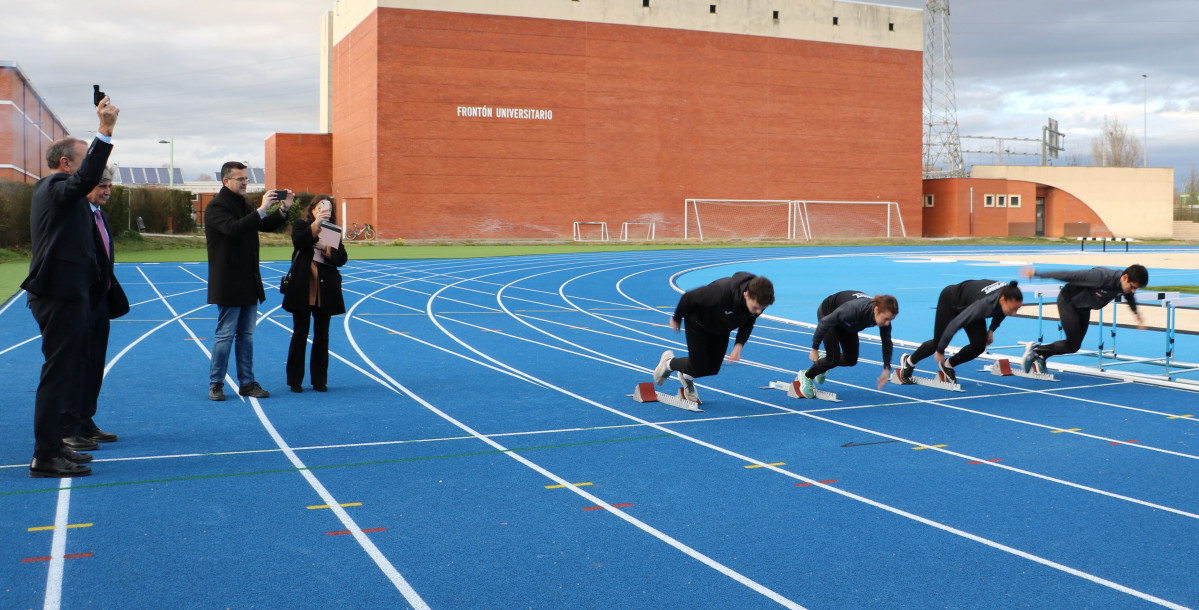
[1021,342,1039,373]
[815,371,827,385]
[797,370,816,399]
[653,350,674,385]
[1033,355,1047,374]
[679,371,699,402]
[898,353,915,384]
[938,360,957,384]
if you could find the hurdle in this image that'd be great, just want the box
[1077,236,1134,252]
[1162,296,1199,381]
[765,380,841,402]
[631,382,702,412]
[891,369,964,392]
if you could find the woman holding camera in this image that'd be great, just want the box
[283,195,348,392]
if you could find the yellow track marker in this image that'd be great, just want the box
[912,444,947,450]
[1051,428,1082,433]
[744,462,786,469]
[28,523,93,532]
[306,502,363,510]
[1168,415,1193,419]
[545,482,593,489]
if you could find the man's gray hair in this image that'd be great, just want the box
[100,166,115,183]
[45,137,86,171]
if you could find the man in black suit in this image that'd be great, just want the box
[22,97,120,478]
[205,162,293,400]
[70,166,129,449]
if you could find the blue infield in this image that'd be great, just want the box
[1,244,1197,609]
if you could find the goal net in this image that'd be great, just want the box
[684,200,800,241]
[795,201,906,240]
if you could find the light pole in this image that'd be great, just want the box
[158,138,174,189]
[1142,74,1148,168]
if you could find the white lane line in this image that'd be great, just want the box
[41,478,72,610]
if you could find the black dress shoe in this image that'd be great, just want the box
[82,428,118,443]
[63,436,99,451]
[289,385,303,393]
[30,457,92,478]
[313,384,327,392]
[63,448,93,464]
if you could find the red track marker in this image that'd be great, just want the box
[966,459,1003,464]
[22,552,93,563]
[582,503,634,511]
[794,479,837,487]
[326,527,387,536]
[1108,440,1140,445]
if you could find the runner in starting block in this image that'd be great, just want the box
[897,280,1023,387]
[651,272,774,404]
[796,291,898,399]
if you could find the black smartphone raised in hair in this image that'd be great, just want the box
[93,85,106,106]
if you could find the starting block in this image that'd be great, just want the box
[766,380,841,403]
[891,369,964,392]
[631,382,702,412]
[984,359,1058,382]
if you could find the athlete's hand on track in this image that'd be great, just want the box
[877,367,890,390]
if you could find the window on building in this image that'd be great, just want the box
[710,4,716,13]
[643,0,650,6]
[1009,194,1021,208]
[832,16,839,25]
[923,194,934,208]
[997,195,1007,208]
[983,194,995,208]
[889,23,894,31]
[773,10,779,20]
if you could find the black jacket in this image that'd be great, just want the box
[935,280,1008,353]
[23,139,113,302]
[1035,267,1138,312]
[673,271,761,345]
[282,219,348,315]
[813,290,893,367]
[204,187,288,306]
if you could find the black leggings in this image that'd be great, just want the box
[806,327,858,378]
[1035,293,1091,361]
[911,290,989,367]
[287,306,331,387]
[670,322,730,379]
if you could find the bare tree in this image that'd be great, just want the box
[1181,166,1199,206]
[1089,116,1144,167]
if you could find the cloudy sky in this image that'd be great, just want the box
[3,0,1196,185]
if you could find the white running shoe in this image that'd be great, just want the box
[938,360,957,384]
[678,371,699,402]
[898,353,915,384]
[1021,342,1039,373]
[653,350,674,385]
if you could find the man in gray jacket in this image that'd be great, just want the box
[1019,264,1147,372]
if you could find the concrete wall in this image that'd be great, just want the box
[970,165,1174,239]
[316,4,923,239]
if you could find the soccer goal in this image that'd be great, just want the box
[794,201,906,240]
[572,221,609,241]
[684,200,802,241]
[620,222,655,241]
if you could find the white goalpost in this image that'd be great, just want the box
[684,199,905,241]
[795,200,906,240]
[684,200,800,241]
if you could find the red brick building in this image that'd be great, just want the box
[270,1,925,240]
[0,61,69,183]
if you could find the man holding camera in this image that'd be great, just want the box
[204,162,293,400]
[22,97,120,477]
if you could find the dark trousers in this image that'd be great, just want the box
[670,323,729,379]
[287,306,331,387]
[806,327,858,378]
[72,297,111,436]
[910,293,988,367]
[1035,293,1091,361]
[30,297,93,459]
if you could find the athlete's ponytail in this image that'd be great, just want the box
[1001,281,1023,303]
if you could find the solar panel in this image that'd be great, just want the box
[131,168,146,184]
[172,168,185,184]
[119,167,134,183]
[156,168,170,183]
[251,168,265,183]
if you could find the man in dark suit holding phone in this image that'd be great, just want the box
[22,96,120,478]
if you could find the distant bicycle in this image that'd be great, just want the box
[346,222,376,241]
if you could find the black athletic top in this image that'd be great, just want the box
[673,271,762,345]
[1034,267,1138,312]
[813,290,893,367]
[936,280,1010,353]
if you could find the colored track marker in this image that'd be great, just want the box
[22,552,92,563]
[795,479,837,487]
[545,482,593,489]
[745,462,786,469]
[583,503,634,511]
[307,502,363,510]
[1051,428,1081,433]
[27,523,93,532]
[912,444,947,450]
[1108,440,1140,445]
[326,527,386,536]
[966,459,1003,465]
[1168,414,1193,419]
